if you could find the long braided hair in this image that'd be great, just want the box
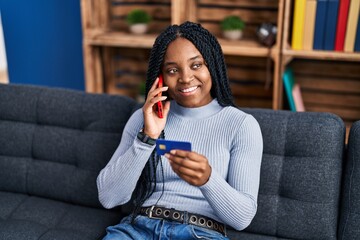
[131,21,235,219]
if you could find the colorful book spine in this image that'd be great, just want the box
[292,0,307,50]
[344,0,360,52]
[334,0,351,51]
[324,0,340,50]
[355,13,360,51]
[292,84,306,112]
[303,0,317,50]
[313,0,328,50]
[283,68,296,111]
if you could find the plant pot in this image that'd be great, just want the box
[223,30,243,40]
[129,23,148,34]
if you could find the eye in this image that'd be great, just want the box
[192,63,202,69]
[167,68,178,74]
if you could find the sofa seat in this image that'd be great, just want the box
[227,230,290,240]
[0,191,123,240]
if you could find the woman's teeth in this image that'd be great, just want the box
[180,86,198,93]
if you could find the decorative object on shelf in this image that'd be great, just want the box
[220,15,245,40]
[256,23,277,47]
[126,9,152,34]
[256,22,277,91]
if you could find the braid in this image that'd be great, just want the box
[145,25,180,97]
[131,21,235,220]
[131,131,164,221]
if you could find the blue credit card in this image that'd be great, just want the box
[156,139,192,155]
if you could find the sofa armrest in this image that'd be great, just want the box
[234,108,346,240]
[339,120,360,240]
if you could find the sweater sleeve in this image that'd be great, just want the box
[96,109,156,209]
[199,114,263,230]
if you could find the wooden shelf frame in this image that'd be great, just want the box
[277,0,360,109]
[81,0,286,109]
[279,0,360,137]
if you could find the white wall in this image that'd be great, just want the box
[0,12,7,70]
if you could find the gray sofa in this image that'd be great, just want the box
[0,83,358,240]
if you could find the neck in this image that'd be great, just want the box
[171,99,223,120]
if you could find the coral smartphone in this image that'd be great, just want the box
[156,139,192,155]
[156,74,164,118]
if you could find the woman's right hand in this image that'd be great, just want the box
[142,77,171,139]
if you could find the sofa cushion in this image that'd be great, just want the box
[240,109,345,240]
[338,120,360,239]
[0,84,138,208]
[227,230,288,240]
[0,191,124,240]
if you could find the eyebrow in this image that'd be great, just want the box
[164,55,202,66]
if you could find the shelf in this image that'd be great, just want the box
[84,31,158,48]
[283,48,360,62]
[84,31,278,58]
[218,39,278,58]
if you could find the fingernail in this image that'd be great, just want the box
[170,150,176,154]
[163,86,168,90]
[161,96,167,100]
[165,153,170,158]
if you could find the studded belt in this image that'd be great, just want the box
[140,206,226,236]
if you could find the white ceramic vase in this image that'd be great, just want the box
[223,30,243,40]
[129,23,148,34]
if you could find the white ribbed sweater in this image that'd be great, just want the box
[97,99,263,230]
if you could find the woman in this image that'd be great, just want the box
[97,21,263,239]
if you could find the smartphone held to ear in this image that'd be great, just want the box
[156,74,164,118]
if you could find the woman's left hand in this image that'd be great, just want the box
[165,150,211,186]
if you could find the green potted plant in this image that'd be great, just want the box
[137,81,146,102]
[220,15,245,40]
[126,9,152,34]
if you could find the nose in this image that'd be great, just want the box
[179,68,194,84]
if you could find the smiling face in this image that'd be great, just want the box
[162,37,213,108]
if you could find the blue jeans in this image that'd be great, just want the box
[102,215,229,240]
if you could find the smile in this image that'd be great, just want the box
[180,86,198,93]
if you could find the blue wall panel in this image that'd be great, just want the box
[0,0,84,90]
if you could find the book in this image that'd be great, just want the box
[292,0,307,50]
[283,68,297,111]
[303,0,317,50]
[292,84,306,112]
[324,0,340,50]
[334,0,351,51]
[355,13,360,51]
[283,68,306,112]
[344,0,360,52]
[314,0,328,50]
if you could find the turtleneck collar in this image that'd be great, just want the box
[170,99,224,120]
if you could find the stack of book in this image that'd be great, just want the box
[291,0,360,52]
